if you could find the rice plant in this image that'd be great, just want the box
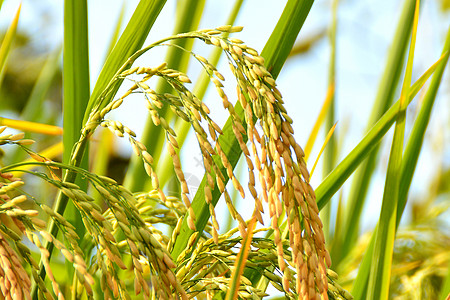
[0,0,449,299]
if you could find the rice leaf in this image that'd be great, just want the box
[440,259,450,300]
[397,26,450,222]
[61,0,90,249]
[367,1,419,298]
[262,0,314,78]
[321,0,338,243]
[0,3,20,84]
[62,0,90,165]
[304,84,335,161]
[352,26,450,300]
[310,122,337,177]
[337,0,418,264]
[351,227,376,299]
[31,0,90,295]
[0,118,62,135]
[315,51,447,211]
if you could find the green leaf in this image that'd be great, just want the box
[321,0,338,242]
[397,25,450,221]
[336,0,418,264]
[367,1,418,298]
[0,3,20,85]
[63,0,90,165]
[352,24,450,300]
[32,0,90,296]
[61,0,90,241]
[440,258,450,300]
[261,0,314,78]
[351,227,376,299]
[315,51,446,211]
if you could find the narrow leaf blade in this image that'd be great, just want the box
[316,52,447,211]
[338,0,418,262]
[0,3,21,81]
[367,2,419,298]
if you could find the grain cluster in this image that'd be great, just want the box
[0,25,350,299]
